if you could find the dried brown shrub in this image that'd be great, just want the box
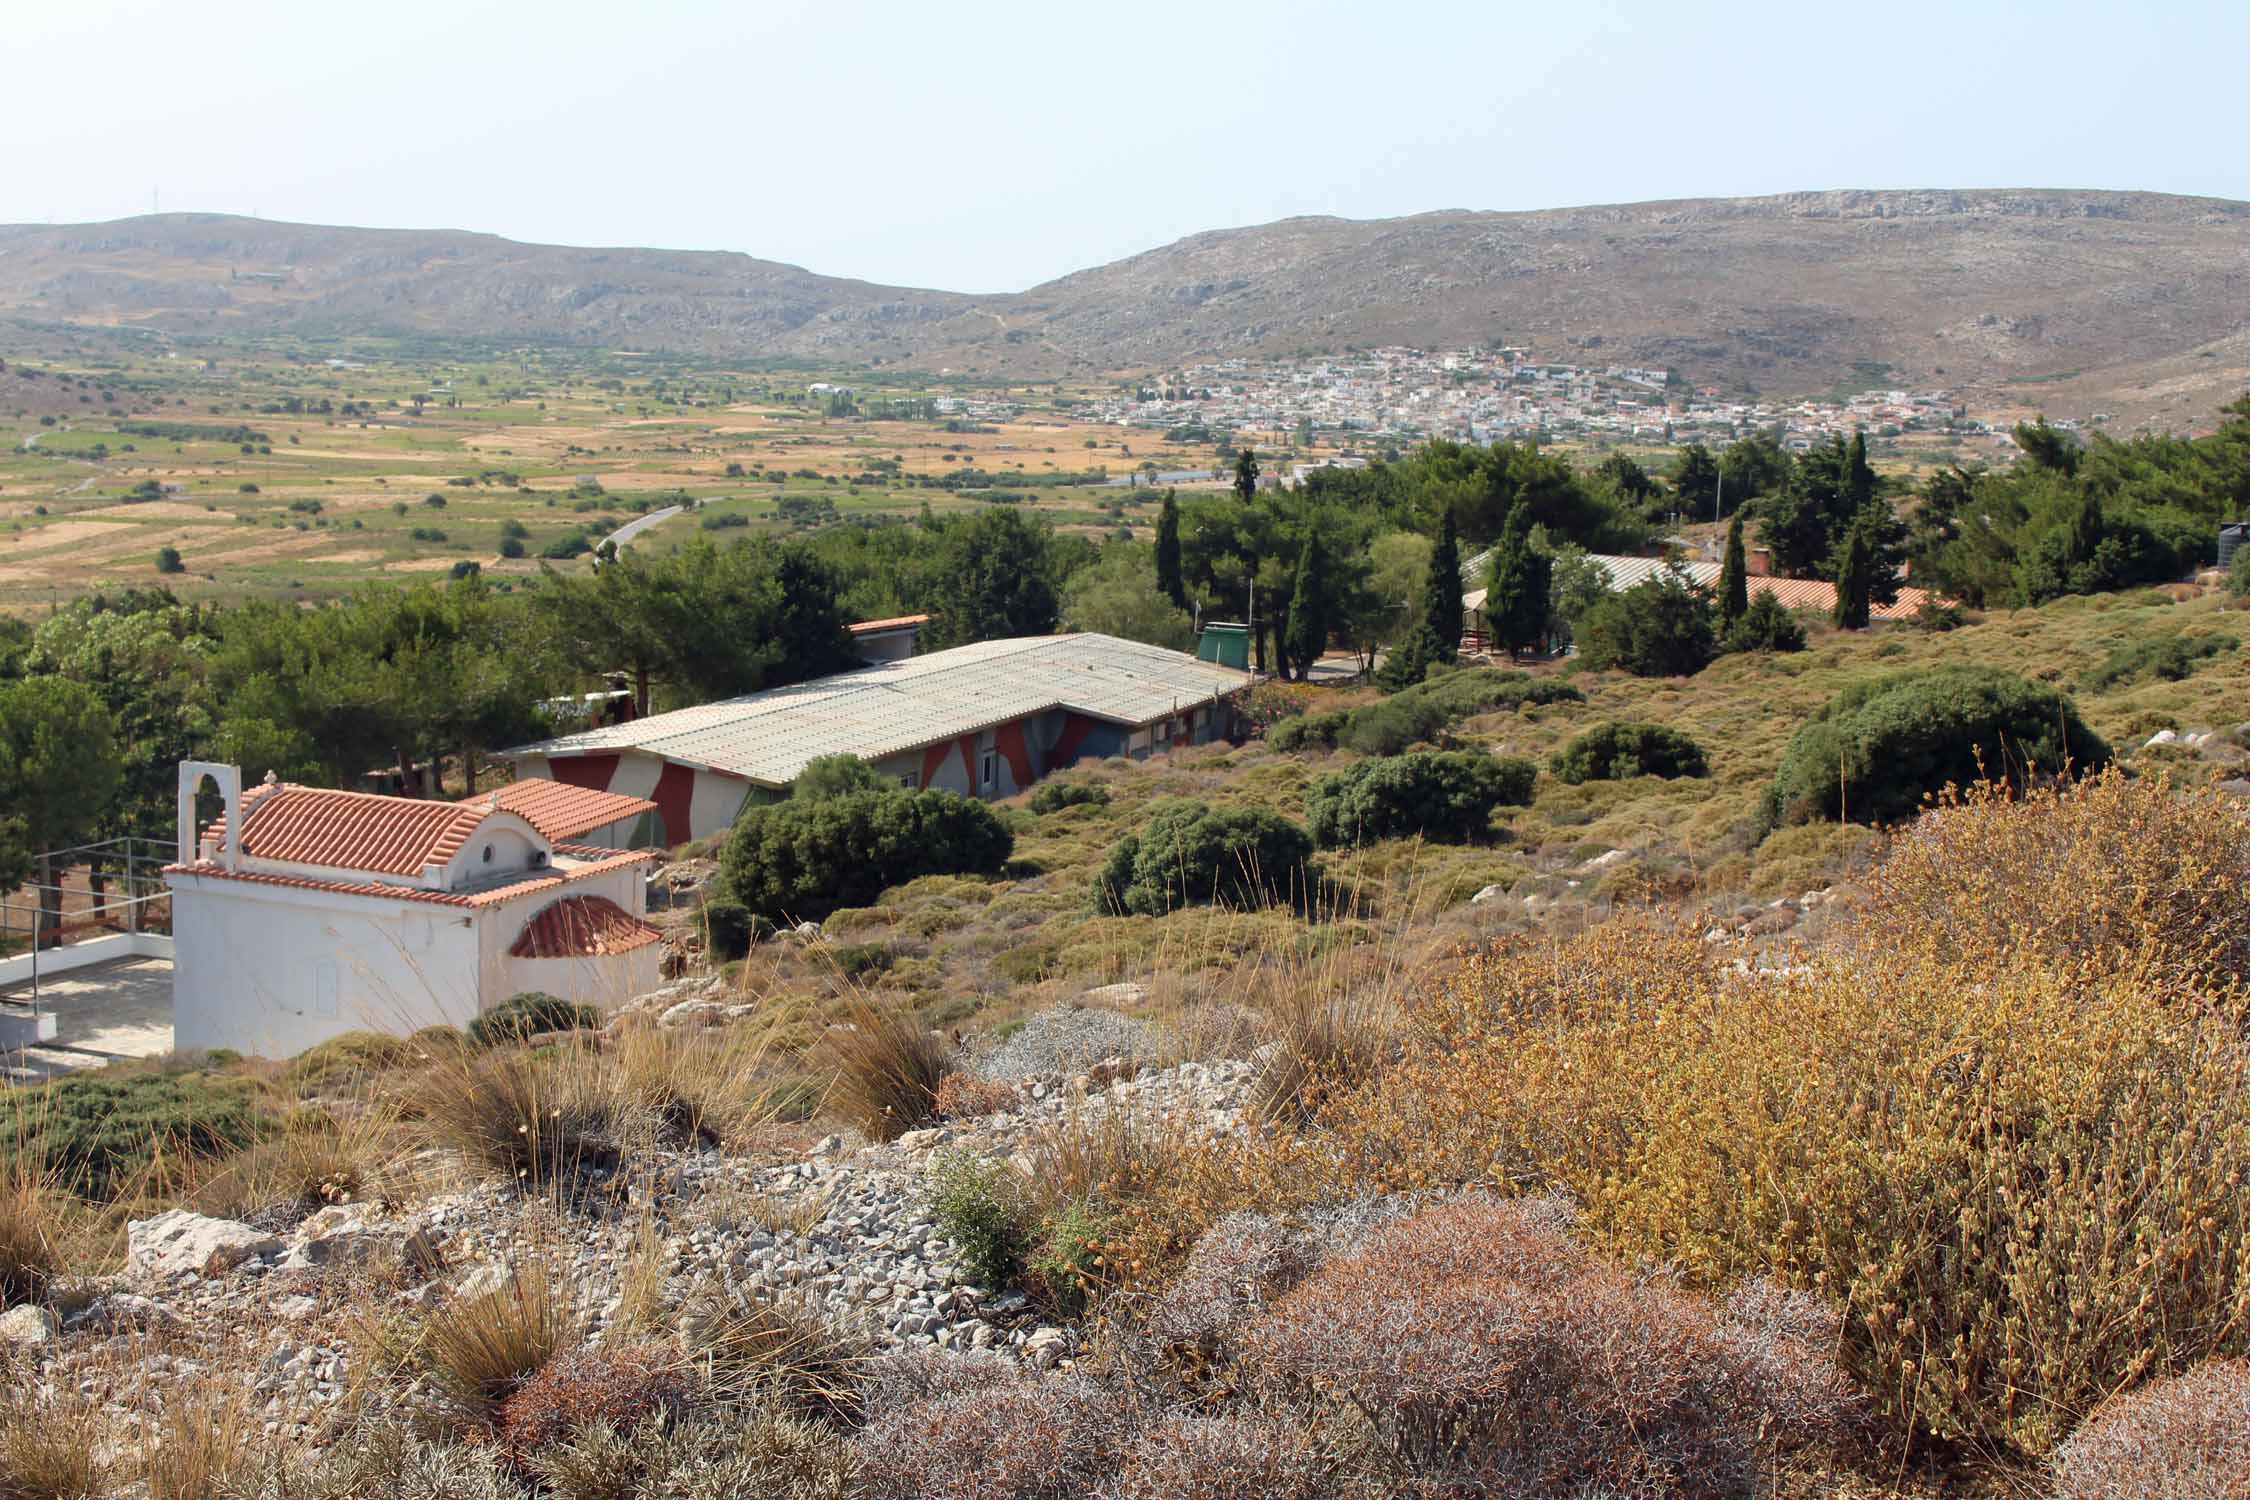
[1239,1198,1856,1497]
[933,1072,1019,1121]
[683,1282,865,1422]
[1100,1414,1333,1500]
[855,1353,1137,1500]
[2051,1360,2250,1500]
[493,1340,689,1468]
[1852,768,2250,989]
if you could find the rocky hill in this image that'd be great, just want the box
[4,190,2249,419]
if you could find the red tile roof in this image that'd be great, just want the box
[848,613,930,634]
[490,780,656,843]
[214,785,489,876]
[1745,578,1935,622]
[163,847,661,908]
[507,895,663,959]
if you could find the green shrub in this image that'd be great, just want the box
[1576,576,1718,676]
[465,992,601,1049]
[1266,710,1349,752]
[1550,723,1710,786]
[791,753,885,801]
[0,1066,271,1200]
[1092,800,1317,915]
[2231,545,2250,598]
[281,1030,412,1091]
[1722,591,1808,653]
[927,1148,1026,1289]
[1304,751,1535,848]
[701,896,774,961]
[1767,665,2112,828]
[1028,780,1110,814]
[1269,671,1581,757]
[828,941,894,979]
[2080,631,2237,691]
[719,787,1013,922]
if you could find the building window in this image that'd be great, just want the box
[979,749,999,790]
[481,844,494,863]
[898,772,919,790]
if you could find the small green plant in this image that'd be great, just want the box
[1028,1199,1114,1317]
[927,1148,1026,1289]
[1093,800,1316,914]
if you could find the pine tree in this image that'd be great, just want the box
[1719,512,1750,627]
[1233,448,1260,505]
[1155,489,1187,609]
[1284,534,1331,679]
[1483,500,1551,656]
[1425,506,1462,665]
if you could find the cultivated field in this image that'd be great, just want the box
[0,338,1231,611]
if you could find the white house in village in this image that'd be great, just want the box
[163,762,668,1058]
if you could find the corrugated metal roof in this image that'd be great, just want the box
[1462,550,1932,621]
[511,633,1254,787]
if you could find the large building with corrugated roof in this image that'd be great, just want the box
[164,762,667,1058]
[506,633,1255,845]
[1460,549,1934,632]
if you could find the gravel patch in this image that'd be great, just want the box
[971,1004,1153,1082]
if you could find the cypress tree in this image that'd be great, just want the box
[1719,512,1750,627]
[1483,500,1551,656]
[1425,506,1462,665]
[1233,448,1260,505]
[1155,489,1187,609]
[1284,534,1331,679]
[1845,430,1875,511]
[1831,511,1875,629]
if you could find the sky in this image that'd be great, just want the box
[7,0,2245,293]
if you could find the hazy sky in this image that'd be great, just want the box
[8,0,2244,292]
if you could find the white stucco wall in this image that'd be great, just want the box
[169,881,483,1057]
[170,858,660,1060]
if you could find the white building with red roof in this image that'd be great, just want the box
[164,762,666,1058]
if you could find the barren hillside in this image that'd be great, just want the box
[4,190,2247,422]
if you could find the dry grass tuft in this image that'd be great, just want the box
[684,1281,866,1422]
[0,1154,67,1311]
[1247,982,1396,1130]
[139,1384,259,1500]
[0,1386,112,1499]
[415,1045,620,1190]
[821,995,950,1143]
[422,1261,581,1420]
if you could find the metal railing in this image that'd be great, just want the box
[0,834,177,1016]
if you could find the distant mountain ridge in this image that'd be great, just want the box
[4,190,2248,423]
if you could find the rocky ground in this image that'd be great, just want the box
[0,1001,1257,1450]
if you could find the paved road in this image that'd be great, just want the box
[601,503,685,553]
